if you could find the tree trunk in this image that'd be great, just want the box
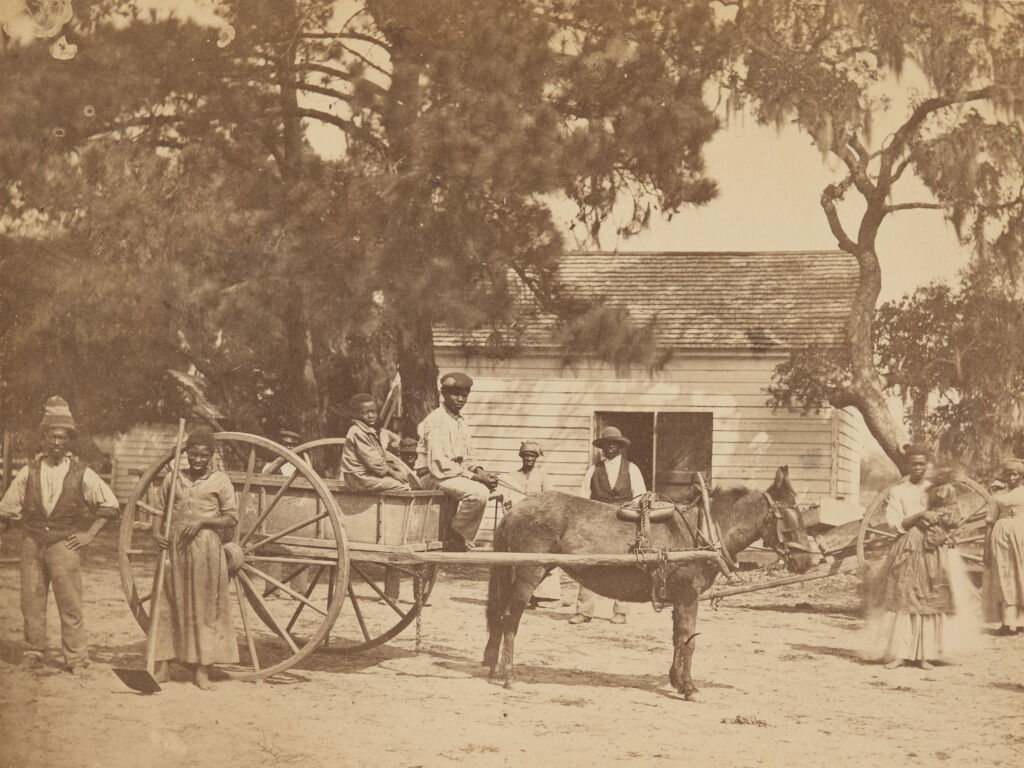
[843,235,911,471]
[395,311,438,432]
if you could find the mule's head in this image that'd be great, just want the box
[762,466,817,574]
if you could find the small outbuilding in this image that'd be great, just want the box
[434,251,861,506]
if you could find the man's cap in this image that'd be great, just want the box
[278,429,302,443]
[399,436,419,450]
[519,441,543,456]
[593,426,630,447]
[440,372,473,390]
[40,396,77,434]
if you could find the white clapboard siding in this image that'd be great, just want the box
[439,351,858,504]
[111,423,179,503]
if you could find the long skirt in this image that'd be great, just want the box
[863,528,979,662]
[983,516,1024,622]
[154,526,239,665]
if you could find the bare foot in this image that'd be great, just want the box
[194,665,216,691]
[883,659,905,669]
[153,661,171,684]
[919,660,934,670]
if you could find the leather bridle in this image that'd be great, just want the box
[760,492,813,565]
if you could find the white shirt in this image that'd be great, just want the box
[885,477,930,532]
[580,455,647,498]
[0,456,119,518]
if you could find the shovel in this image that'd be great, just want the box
[114,418,187,693]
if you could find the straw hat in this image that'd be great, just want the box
[593,426,630,447]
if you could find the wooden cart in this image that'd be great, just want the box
[118,432,719,681]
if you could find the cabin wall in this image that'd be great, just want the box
[435,351,851,504]
[111,423,179,503]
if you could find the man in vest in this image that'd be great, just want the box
[569,426,647,625]
[0,397,119,672]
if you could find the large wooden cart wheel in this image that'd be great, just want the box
[856,471,991,577]
[267,437,438,653]
[119,432,350,681]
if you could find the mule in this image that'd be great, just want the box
[483,466,816,699]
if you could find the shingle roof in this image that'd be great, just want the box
[434,251,858,352]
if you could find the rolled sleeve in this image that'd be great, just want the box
[0,466,29,520]
[215,473,239,522]
[884,492,907,533]
[82,468,121,517]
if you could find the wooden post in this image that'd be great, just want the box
[2,429,11,491]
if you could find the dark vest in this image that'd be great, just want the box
[22,458,91,544]
[590,460,634,503]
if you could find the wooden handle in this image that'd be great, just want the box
[144,418,187,675]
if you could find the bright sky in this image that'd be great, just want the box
[581,116,971,305]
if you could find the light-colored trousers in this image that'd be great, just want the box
[420,474,489,541]
[576,584,629,618]
[21,536,88,666]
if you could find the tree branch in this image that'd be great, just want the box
[294,81,356,104]
[883,201,948,213]
[879,86,999,185]
[300,31,391,52]
[273,107,387,154]
[820,183,858,252]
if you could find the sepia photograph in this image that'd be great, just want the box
[1,1,1022,766]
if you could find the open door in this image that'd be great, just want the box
[653,412,713,503]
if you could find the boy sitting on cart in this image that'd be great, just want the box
[414,372,498,552]
[340,393,414,493]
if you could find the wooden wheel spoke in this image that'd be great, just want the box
[243,511,329,554]
[243,564,327,617]
[264,564,310,598]
[235,448,258,537]
[285,567,324,633]
[235,578,261,672]
[237,571,300,653]
[240,470,301,546]
[347,584,373,642]
[351,563,408,619]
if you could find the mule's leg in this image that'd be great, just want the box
[483,565,512,674]
[670,590,701,700]
[498,565,545,688]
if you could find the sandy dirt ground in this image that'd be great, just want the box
[1,528,1022,768]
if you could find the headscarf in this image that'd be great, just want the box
[519,441,543,456]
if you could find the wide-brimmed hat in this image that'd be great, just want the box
[39,396,77,434]
[593,426,630,447]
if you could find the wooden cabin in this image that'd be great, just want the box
[434,251,862,508]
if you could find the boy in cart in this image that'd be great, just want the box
[341,393,413,492]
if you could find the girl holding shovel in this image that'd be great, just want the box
[152,426,239,689]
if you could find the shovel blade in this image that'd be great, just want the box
[112,667,162,694]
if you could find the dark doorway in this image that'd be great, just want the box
[594,411,713,504]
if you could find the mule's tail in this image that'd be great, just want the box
[485,516,513,634]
